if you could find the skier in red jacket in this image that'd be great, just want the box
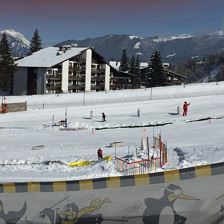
[97,148,103,160]
[182,101,190,116]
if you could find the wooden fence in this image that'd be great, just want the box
[0,102,27,113]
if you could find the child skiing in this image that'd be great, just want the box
[97,148,103,160]
[182,101,190,116]
[102,113,106,122]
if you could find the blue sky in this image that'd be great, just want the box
[0,0,224,44]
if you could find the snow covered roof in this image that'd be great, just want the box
[110,61,172,71]
[109,61,120,70]
[140,62,148,68]
[16,46,89,68]
[110,61,149,70]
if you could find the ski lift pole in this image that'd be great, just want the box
[115,144,117,158]
[147,137,150,161]
[54,209,57,224]
[152,126,155,139]
[52,114,55,126]
[1,96,2,113]
[150,87,153,101]
[83,91,86,106]
[65,107,68,128]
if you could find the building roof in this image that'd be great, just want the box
[109,61,148,70]
[109,61,137,77]
[140,62,148,69]
[164,68,187,79]
[109,61,120,70]
[16,46,89,68]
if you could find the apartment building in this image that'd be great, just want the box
[13,46,112,95]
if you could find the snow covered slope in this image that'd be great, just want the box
[0,82,224,182]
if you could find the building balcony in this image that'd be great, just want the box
[47,82,59,86]
[91,83,105,88]
[46,74,62,80]
[69,67,85,72]
[46,84,61,90]
[91,76,105,81]
[68,76,82,81]
[91,77,101,81]
[91,68,105,73]
[68,84,85,90]
[91,85,102,90]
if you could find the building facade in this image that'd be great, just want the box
[13,49,186,96]
[109,61,186,88]
[140,63,186,86]
[13,47,113,95]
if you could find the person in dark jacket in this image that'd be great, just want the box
[97,148,103,160]
[182,101,190,116]
[102,113,106,122]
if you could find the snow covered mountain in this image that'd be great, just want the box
[0,29,30,57]
[57,32,224,64]
[2,28,224,63]
[153,34,194,43]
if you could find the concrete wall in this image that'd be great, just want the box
[62,60,69,93]
[13,68,28,95]
[1,162,224,223]
[85,49,92,92]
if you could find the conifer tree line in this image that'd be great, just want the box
[119,48,166,87]
[0,33,17,94]
[0,29,42,94]
[119,49,140,74]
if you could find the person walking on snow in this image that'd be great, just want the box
[97,148,103,160]
[182,101,190,116]
[102,113,106,122]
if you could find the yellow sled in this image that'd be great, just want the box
[103,156,113,161]
[67,156,112,167]
[67,160,91,167]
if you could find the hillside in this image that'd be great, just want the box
[2,28,224,64]
[56,32,224,64]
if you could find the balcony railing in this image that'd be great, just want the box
[69,67,85,72]
[46,84,61,90]
[91,68,105,73]
[68,76,82,81]
[91,76,105,81]
[46,74,62,80]
[68,85,85,90]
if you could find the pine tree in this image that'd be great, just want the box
[134,55,141,88]
[147,50,166,87]
[119,48,128,71]
[135,55,140,75]
[29,29,42,54]
[129,55,136,74]
[0,33,17,94]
